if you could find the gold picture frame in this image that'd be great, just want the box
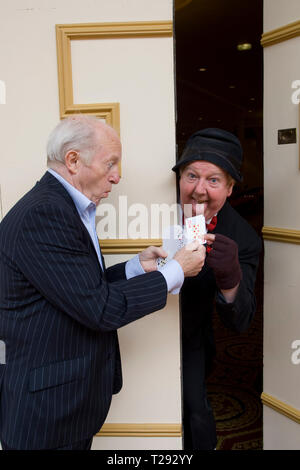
[55,21,173,134]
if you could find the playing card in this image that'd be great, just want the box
[156,214,207,269]
[184,214,206,244]
[156,225,184,268]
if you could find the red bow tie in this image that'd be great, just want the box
[206,216,217,253]
[206,215,217,233]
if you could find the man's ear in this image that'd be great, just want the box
[64,150,80,174]
[227,182,234,198]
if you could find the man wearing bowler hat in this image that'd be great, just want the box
[172,128,262,450]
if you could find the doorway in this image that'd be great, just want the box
[174,0,264,450]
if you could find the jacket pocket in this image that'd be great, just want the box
[29,356,90,392]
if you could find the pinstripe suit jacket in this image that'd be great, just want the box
[0,172,167,450]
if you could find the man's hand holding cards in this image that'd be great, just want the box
[156,203,207,282]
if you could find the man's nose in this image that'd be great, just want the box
[109,169,121,185]
[194,178,207,195]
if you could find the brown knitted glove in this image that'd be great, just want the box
[206,233,242,290]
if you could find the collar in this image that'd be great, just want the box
[47,168,96,218]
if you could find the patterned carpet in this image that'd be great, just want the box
[206,212,264,450]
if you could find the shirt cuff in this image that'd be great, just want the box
[216,290,227,304]
[125,254,145,279]
[158,259,184,295]
[126,255,184,294]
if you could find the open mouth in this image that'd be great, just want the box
[192,199,207,209]
[192,197,208,205]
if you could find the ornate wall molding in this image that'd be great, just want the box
[261,19,300,47]
[99,238,162,254]
[56,21,173,130]
[261,392,300,424]
[262,226,300,244]
[96,423,181,437]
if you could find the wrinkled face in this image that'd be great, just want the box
[72,127,121,206]
[179,161,234,220]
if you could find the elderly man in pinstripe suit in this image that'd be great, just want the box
[0,116,205,450]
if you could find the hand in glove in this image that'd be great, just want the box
[205,233,242,290]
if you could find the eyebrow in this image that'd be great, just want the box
[104,155,120,162]
[185,167,224,177]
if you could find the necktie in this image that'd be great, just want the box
[206,216,217,253]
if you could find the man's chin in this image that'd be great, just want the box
[95,195,106,206]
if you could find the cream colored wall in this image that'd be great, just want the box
[264,36,300,230]
[0,0,173,214]
[263,0,300,450]
[71,34,177,230]
[264,408,300,450]
[0,0,180,450]
[264,0,300,31]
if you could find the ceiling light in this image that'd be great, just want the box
[198,67,207,72]
[237,43,252,51]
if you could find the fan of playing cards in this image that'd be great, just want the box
[157,205,207,268]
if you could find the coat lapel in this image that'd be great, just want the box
[38,172,105,275]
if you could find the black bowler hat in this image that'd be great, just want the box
[172,128,243,182]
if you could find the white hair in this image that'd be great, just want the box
[47,115,105,167]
